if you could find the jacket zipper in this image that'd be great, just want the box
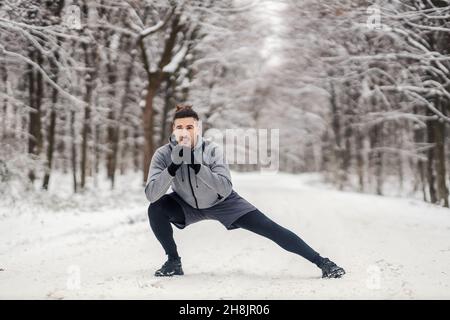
[187,166,199,209]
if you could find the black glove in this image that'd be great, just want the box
[168,145,185,176]
[168,162,181,176]
[189,149,201,174]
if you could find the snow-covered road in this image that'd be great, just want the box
[1,172,449,299]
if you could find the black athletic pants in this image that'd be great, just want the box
[147,195,323,266]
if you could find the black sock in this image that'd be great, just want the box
[168,254,181,261]
[312,255,326,268]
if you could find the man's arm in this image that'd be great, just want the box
[144,148,174,203]
[195,143,233,197]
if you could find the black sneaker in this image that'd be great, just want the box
[154,257,184,277]
[318,258,346,279]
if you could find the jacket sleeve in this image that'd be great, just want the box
[195,142,233,197]
[144,148,174,203]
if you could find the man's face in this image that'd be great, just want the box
[172,117,198,148]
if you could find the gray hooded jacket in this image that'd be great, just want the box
[144,134,233,209]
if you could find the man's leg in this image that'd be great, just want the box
[232,209,323,266]
[147,194,186,260]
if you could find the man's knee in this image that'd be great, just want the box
[235,209,279,233]
[148,195,171,220]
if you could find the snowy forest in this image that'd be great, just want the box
[2,0,450,300]
[0,0,449,207]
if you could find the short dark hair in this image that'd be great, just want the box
[172,104,199,124]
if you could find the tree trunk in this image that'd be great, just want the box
[140,13,182,185]
[27,49,43,184]
[70,110,78,193]
[370,122,384,196]
[42,93,57,190]
[80,38,97,189]
[356,128,365,192]
[160,77,175,147]
[80,76,92,189]
[329,79,344,190]
[42,53,59,190]
[120,128,129,175]
[1,63,8,140]
[142,85,157,184]
[133,127,140,172]
[110,42,135,188]
[426,109,437,203]
[106,59,118,186]
[433,99,449,207]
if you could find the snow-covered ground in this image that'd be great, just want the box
[1,171,450,299]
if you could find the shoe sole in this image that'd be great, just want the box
[154,270,184,277]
